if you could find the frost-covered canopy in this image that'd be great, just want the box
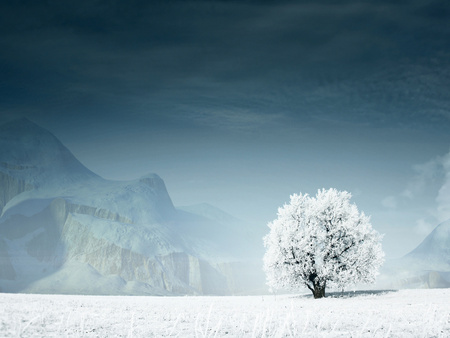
[263,188,384,295]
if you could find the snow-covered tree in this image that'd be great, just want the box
[263,188,384,298]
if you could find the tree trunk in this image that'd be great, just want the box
[312,282,326,299]
[306,274,326,299]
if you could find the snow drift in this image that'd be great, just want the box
[0,118,264,295]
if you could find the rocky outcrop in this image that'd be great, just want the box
[0,238,15,280]
[0,190,261,295]
[0,170,33,214]
[49,198,133,229]
[59,213,229,294]
[1,194,235,294]
[0,197,132,258]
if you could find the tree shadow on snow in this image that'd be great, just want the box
[292,289,398,299]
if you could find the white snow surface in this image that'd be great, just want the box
[1,289,449,337]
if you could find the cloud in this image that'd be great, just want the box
[414,218,435,236]
[381,196,397,209]
[398,149,450,224]
[187,109,281,131]
[401,157,443,199]
[1,0,450,136]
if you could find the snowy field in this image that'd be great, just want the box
[1,289,449,337]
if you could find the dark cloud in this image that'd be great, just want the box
[1,0,449,132]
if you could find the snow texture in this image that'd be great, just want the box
[0,289,449,337]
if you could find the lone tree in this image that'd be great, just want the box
[263,188,384,298]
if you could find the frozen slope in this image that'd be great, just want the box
[0,119,263,295]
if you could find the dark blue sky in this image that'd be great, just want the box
[1,0,450,258]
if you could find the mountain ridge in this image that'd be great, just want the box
[0,118,99,184]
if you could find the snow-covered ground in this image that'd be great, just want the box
[1,289,449,337]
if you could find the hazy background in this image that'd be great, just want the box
[1,0,449,258]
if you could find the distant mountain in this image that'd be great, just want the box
[0,119,264,295]
[405,219,450,269]
[379,219,450,289]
